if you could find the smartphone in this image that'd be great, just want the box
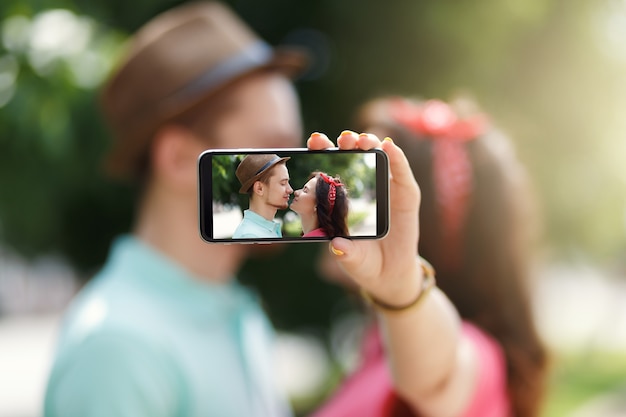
[198,148,389,243]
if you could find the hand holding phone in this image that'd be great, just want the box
[310,131,424,308]
[198,144,390,243]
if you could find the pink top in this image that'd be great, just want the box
[303,228,327,237]
[311,322,510,417]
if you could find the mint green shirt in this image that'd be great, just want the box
[232,209,282,238]
[44,236,292,417]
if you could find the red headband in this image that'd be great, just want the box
[389,98,488,269]
[319,172,344,212]
[390,98,488,141]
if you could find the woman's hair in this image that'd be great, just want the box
[356,97,549,417]
[311,172,350,237]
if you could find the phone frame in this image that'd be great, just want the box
[198,147,390,243]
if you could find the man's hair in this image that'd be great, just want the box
[247,159,287,197]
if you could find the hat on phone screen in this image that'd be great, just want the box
[100,1,308,180]
[236,154,291,194]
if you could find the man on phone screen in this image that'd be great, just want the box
[233,154,292,238]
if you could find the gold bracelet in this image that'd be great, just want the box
[360,256,436,314]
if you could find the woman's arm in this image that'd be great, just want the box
[307,131,479,417]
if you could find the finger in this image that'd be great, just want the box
[307,132,335,150]
[328,237,354,258]
[337,130,358,150]
[382,137,420,245]
[382,137,419,194]
[357,133,382,150]
[329,238,379,281]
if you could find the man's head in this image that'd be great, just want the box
[236,154,293,210]
[100,1,307,184]
[98,1,307,278]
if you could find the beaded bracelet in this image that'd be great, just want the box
[360,256,436,314]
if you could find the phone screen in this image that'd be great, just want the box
[198,148,389,243]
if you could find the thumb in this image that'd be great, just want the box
[328,238,378,282]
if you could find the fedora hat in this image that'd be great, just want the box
[236,154,290,193]
[100,1,308,179]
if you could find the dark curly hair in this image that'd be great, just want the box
[311,172,350,237]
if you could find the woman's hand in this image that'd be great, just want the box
[307,131,423,307]
[309,131,473,417]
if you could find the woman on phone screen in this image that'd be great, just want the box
[290,171,350,238]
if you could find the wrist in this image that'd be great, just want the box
[361,256,436,314]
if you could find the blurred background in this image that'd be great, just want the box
[1,0,625,416]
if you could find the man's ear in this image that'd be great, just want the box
[252,180,264,196]
[151,124,204,190]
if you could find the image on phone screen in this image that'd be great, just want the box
[198,148,389,243]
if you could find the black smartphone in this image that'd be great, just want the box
[198,148,389,243]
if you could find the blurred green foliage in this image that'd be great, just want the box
[542,352,626,417]
[0,3,132,272]
[211,154,242,208]
[211,151,369,205]
[1,0,626,323]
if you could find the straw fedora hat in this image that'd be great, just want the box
[236,154,290,194]
[100,1,308,179]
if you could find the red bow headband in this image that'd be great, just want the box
[319,172,344,212]
[390,98,488,141]
[389,98,488,269]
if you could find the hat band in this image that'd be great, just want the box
[255,156,281,175]
[161,40,273,109]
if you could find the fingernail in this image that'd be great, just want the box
[359,133,369,138]
[341,130,355,136]
[330,244,344,256]
[311,132,322,138]
[383,137,394,143]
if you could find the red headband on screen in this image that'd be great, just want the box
[319,173,344,213]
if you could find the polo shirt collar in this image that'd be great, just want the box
[105,235,257,320]
[243,210,281,233]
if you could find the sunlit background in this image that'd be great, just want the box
[1,0,626,416]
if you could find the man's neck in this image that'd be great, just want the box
[134,185,247,283]
[248,199,278,221]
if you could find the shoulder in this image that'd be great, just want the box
[57,272,170,346]
[233,219,274,238]
[459,322,510,417]
[48,271,183,394]
[303,228,327,237]
[45,325,181,417]
[232,217,257,237]
[461,322,507,378]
